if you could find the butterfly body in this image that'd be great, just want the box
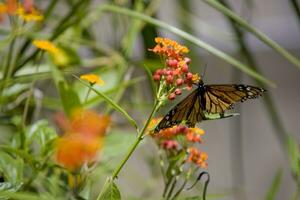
[155,80,265,132]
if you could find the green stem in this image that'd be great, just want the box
[163,176,174,198]
[289,0,300,25]
[166,177,178,200]
[84,86,92,104]
[98,4,275,87]
[111,100,161,179]
[203,0,300,70]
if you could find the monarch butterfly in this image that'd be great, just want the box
[155,79,266,132]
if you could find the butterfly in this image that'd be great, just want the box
[155,79,266,132]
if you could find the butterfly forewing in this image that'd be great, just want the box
[155,90,205,132]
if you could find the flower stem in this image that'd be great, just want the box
[84,87,92,104]
[111,100,161,179]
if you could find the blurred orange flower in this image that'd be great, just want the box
[55,109,111,171]
[187,147,208,168]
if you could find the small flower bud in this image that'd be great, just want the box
[186,72,193,80]
[156,69,163,75]
[184,57,191,64]
[168,93,176,100]
[167,59,178,68]
[166,75,174,84]
[175,88,182,95]
[153,74,161,81]
[181,64,189,73]
[176,78,184,86]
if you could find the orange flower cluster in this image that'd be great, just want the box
[0,0,43,22]
[187,147,208,168]
[149,118,208,168]
[149,37,200,100]
[55,109,111,171]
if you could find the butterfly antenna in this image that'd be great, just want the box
[202,64,208,80]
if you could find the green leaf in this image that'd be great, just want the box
[58,81,82,117]
[74,75,138,130]
[97,178,121,200]
[102,130,137,161]
[287,135,300,180]
[0,151,24,185]
[264,169,282,200]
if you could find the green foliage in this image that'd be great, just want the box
[264,170,283,200]
[97,178,121,200]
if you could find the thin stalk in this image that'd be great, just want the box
[21,52,43,148]
[166,177,178,200]
[98,4,275,87]
[203,0,300,70]
[111,100,161,179]
[84,87,92,104]
[170,179,187,200]
[163,176,174,198]
[289,0,300,25]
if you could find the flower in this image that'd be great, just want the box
[32,40,60,54]
[161,140,179,150]
[149,37,199,101]
[55,109,111,170]
[6,0,17,15]
[80,74,105,85]
[56,135,102,170]
[187,147,208,168]
[17,5,43,22]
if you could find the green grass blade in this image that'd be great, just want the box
[203,0,300,70]
[74,75,138,130]
[98,4,275,87]
[264,169,283,200]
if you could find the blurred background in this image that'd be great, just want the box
[1,0,300,199]
[97,0,300,199]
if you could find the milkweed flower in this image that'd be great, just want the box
[55,109,111,171]
[149,37,200,101]
[187,147,208,168]
[80,74,105,86]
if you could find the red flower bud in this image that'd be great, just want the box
[153,74,161,81]
[156,69,163,75]
[166,75,174,84]
[184,57,191,64]
[176,78,184,86]
[168,93,176,100]
[181,64,189,73]
[175,88,182,95]
[167,59,178,68]
[186,72,193,80]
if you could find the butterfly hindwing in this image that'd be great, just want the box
[204,84,265,114]
[155,90,205,132]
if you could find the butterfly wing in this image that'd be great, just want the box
[155,89,205,132]
[203,84,265,114]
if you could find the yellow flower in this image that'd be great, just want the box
[190,127,205,135]
[80,74,105,85]
[32,40,59,54]
[17,6,43,22]
[0,3,7,14]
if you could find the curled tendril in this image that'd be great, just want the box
[185,171,210,200]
